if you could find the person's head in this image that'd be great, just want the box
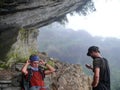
[29,54,40,68]
[87,46,101,58]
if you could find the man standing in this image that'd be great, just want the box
[85,46,110,90]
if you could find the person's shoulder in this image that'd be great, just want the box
[93,57,103,64]
[94,57,102,61]
[102,57,108,61]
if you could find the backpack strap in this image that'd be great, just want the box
[38,66,45,80]
[21,68,32,90]
[27,68,33,82]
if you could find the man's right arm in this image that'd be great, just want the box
[92,67,100,87]
[21,60,30,75]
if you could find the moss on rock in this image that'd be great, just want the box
[0,28,39,68]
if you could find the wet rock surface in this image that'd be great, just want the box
[0,0,91,31]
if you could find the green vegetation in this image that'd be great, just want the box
[0,28,38,68]
[57,0,95,24]
[19,28,27,40]
[0,29,18,63]
[43,60,55,70]
[75,0,96,15]
[0,63,8,69]
[47,60,55,67]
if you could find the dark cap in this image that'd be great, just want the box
[87,46,100,56]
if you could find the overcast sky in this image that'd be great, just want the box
[65,0,120,38]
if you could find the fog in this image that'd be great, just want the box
[66,0,120,38]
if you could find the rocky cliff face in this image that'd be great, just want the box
[0,0,92,31]
[0,0,94,65]
[0,56,92,90]
[49,60,92,90]
[0,28,39,66]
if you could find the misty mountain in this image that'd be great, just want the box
[38,23,120,66]
[37,22,120,90]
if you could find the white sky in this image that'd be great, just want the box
[65,0,120,38]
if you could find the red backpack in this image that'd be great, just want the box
[21,67,45,90]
